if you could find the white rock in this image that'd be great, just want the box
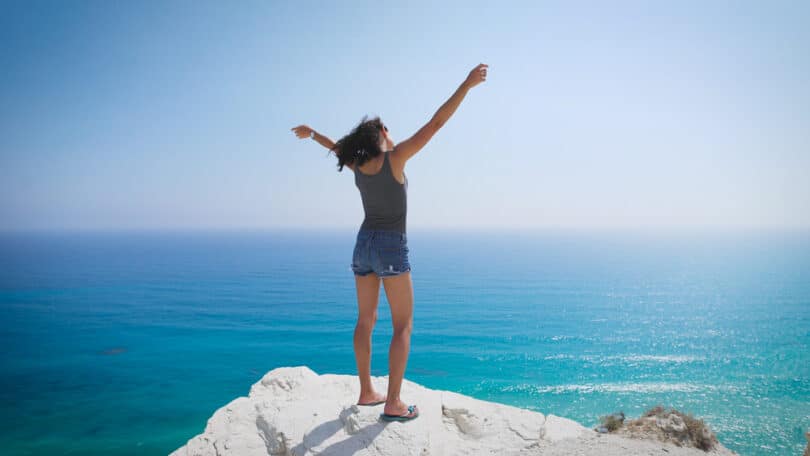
[657,413,687,434]
[542,414,588,442]
[170,366,740,456]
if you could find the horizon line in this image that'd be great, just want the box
[1,224,809,236]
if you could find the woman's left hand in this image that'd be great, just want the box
[291,124,314,139]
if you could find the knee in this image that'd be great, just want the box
[356,314,377,332]
[392,322,412,338]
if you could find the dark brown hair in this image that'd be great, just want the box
[330,115,385,172]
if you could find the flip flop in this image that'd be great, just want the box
[357,399,386,406]
[380,405,419,422]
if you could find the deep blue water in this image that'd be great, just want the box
[0,228,808,455]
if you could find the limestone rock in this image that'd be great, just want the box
[170,366,739,456]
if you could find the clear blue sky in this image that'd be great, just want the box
[1,0,808,232]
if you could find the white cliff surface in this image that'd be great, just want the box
[170,366,739,456]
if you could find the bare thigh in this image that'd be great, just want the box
[382,271,414,331]
[355,272,381,323]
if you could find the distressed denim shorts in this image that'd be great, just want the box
[351,229,411,278]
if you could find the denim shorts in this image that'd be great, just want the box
[351,229,411,278]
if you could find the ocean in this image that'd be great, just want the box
[0,228,808,455]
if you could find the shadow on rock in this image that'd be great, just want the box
[289,406,388,455]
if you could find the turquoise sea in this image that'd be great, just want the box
[1,228,808,455]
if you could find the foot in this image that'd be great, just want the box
[383,399,418,417]
[357,391,387,406]
[381,401,419,422]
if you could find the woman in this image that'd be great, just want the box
[291,63,488,422]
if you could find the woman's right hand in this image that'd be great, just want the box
[291,124,314,139]
[463,63,488,89]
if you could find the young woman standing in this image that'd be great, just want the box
[291,63,488,422]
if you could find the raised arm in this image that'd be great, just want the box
[291,125,336,150]
[291,124,355,170]
[393,63,488,163]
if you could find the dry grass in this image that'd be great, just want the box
[595,405,719,451]
[643,405,665,417]
[636,404,717,451]
[598,412,625,432]
[603,404,718,452]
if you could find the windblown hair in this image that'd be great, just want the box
[330,115,384,172]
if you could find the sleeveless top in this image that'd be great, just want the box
[353,151,408,233]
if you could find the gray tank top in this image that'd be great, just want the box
[354,151,408,233]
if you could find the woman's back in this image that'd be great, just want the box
[353,151,408,234]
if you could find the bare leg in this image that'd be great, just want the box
[353,272,386,404]
[382,271,418,417]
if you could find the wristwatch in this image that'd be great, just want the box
[310,131,315,139]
